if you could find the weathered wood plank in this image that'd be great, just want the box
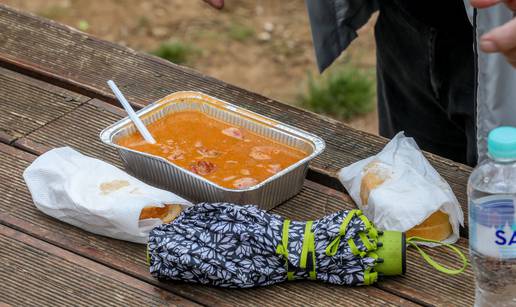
[0,5,475,305]
[14,99,124,168]
[0,66,88,143]
[0,76,472,304]
[0,224,198,307]
[12,98,472,236]
[0,146,414,307]
[0,4,471,212]
[1,140,472,306]
[276,183,475,307]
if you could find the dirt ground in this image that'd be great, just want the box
[1,0,378,134]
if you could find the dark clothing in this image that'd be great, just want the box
[375,0,477,166]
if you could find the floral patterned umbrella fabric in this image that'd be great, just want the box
[148,202,391,288]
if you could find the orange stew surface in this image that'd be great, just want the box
[117,110,308,189]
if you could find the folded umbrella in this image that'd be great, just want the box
[147,203,405,288]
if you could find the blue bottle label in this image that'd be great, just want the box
[470,195,516,259]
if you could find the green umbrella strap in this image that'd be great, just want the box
[363,251,379,285]
[359,232,377,251]
[299,221,317,280]
[326,209,378,257]
[277,220,317,280]
[325,209,361,256]
[276,219,294,280]
[358,214,379,241]
[407,236,468,275]
[146,242,151,265]
[348,237,366,257]
[363,267,378,285]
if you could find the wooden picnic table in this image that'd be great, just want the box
[0,4,475,306]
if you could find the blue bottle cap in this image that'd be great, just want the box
[488,126,516,160]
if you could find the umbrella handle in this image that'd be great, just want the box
[407,236,468,275]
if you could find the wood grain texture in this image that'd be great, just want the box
[0,73,412,305]
[15,100,124,168]
[0,5,475,305]
[0,142,471,306]
[0,224,198,307]
[0,4,471,217]
[0,66,87,143]
[0,132,420,306]
[12,98,472,234]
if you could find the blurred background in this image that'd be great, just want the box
[1,0,378,134]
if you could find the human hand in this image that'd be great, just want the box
[204,0,224,9]
[471,0,516,67]
[470,0,516,10]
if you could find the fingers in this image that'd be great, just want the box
[471,0,516,10]
[504,48,516,68]
[471,0,516,67]
[470,0,502,8]
[480,18,516,52]
[203,0,224,9]
[504,0,516,10]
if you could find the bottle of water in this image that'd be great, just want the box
[468,126,516,306]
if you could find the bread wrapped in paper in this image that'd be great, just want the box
[338,132,463,244]
[139,204,183,223]
[23,147,193,243]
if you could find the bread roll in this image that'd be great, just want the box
[360,162,389,206]
[139,204,183,224]
[406,210,452,241]
[359,161,452,241]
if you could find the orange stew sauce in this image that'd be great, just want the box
[117,110,308,189]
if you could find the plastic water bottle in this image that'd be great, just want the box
[468,126,516,306]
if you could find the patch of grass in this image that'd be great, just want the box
[228,24,255,42]
[39,5,69,20]
[77,20,90,31]
[194,29,222,41]
[136,16,151,30]
[151,41,196,65]
[299,67,375,120]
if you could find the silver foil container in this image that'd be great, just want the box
[100,91,325,210]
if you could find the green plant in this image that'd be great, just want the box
[77,20,90,31]
[299,68,375,120]
[228,24,255,42]
[151,41,195,65]
[136,16,151,30]
[39,5,68,20]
